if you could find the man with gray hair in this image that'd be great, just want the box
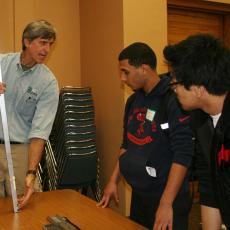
[0,20,59,209]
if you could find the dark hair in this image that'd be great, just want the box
[22,20,57,50]
[164,34,230,95]
[118,42,157,69]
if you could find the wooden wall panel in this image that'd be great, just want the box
[168,0,230,13]
[14,0,81,87]
[168,8,224,45]
[0,0,14,52]
[224,15,230,48]
[80,0,125,214]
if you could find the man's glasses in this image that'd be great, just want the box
[168,71,183,90]
[168,81,182,90]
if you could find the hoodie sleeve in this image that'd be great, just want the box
[167,95,194,168]
[120,93,136,149]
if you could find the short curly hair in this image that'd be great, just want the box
[118,42,157,70]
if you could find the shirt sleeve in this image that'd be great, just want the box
[167,96,194,168]
[28,79,59,140]
[120,93,136,149]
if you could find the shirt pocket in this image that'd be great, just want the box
[16,92,37,122]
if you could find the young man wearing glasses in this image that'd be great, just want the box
[164,34,230,230]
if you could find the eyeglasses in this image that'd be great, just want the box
[168,81,182,90]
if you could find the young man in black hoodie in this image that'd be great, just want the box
[97,42,193,230]
[164,34,230,230]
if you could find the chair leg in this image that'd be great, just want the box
[90,180,100,202]
[81,186,88,196]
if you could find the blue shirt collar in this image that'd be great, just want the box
[16,52,39,74]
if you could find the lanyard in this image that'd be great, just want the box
[0,61,18,212]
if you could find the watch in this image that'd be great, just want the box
[26,170,37,176]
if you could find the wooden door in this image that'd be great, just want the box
[168,8,224,44]
[167,0,230,48]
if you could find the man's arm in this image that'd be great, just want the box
[97,148,126,208]
[97,92,133,208]
[0,82,6,94]
[153,93,193,230]
[18,138,45,209]
[153,163,187,230]
[28,138,45,171]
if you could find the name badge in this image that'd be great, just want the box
[146,166,157,177]
[146,109,155,122]
[161,123,169,129]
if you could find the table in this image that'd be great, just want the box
[0,189,146,230]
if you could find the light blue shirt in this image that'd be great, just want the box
[0,53,59,143]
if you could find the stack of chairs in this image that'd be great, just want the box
[38,87,100,201]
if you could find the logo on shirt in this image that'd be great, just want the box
[218,144,230,166]
[27,86,38,96]
[127,107,155,146]
[178,115,190,123]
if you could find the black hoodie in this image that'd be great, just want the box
[190,93,230,228]
[119,74,193,196]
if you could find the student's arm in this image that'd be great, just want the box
[97,93,134,208]
[153,94,193,230]
[97,148,126,208]
[153,163,187,230]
